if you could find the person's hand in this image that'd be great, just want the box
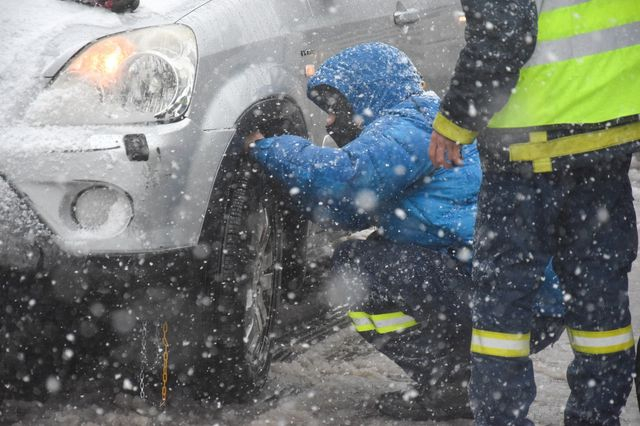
[429,130,463,169]
[243,131,265,153]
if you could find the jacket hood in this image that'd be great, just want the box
[307,42,423,126]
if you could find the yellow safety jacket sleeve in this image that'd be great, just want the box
[433,113,477,145]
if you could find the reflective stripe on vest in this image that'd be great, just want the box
[348,311,418,334]
[488,0,640,129]
[567,325,635,354]
[534,0,590,14]
[471,328,531,358]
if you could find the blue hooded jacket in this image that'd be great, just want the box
[252,43,481,251]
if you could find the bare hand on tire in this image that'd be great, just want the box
[244,131,265,153]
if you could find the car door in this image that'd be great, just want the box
[299,0,464,142]
[304,0,395,63]
[392,0,466,96]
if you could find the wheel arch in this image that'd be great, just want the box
[198,93,311,290]
[194,62,310,132]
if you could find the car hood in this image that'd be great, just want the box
[40,0,210,78]
[0,0,211,123]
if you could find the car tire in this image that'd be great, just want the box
[196,157,283,401]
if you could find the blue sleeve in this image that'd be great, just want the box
[250,110,435,230]
[343,114,436,201]
[250,135,367,229]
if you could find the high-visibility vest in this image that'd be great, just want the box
[488,0,640,129]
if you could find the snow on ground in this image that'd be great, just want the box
[3,283,640,426]
[2,2,640,425]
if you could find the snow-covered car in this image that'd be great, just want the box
[0,0,464,403]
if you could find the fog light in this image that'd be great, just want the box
[72,186,133,235]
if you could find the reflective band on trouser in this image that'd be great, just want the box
[348,311,418,334]
[471,329,531,358]
[567,325,635,355]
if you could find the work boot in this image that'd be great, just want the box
[376,388,473,421]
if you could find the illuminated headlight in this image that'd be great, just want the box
[28,24,197,125]
[454,11,467,24]
[72,186,133,235]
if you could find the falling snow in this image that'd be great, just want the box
[1,1,639,425]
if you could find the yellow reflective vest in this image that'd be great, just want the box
[489,0,640,129]
[434,0,640,172]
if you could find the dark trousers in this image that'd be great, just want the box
[471,154,637,425]
[331,239,563,399]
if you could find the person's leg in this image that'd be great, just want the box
[375,242,472,399]
[530,261,565,353]
[530,314,564,354]
[330,239,472,419]
[470,169,557,426]
[554,156,637,425]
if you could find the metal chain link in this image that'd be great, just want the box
[160,321,169,407]
[152,322,162,368]
[138,320,148,400]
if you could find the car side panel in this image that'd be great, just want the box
[395,0,465,96]
[181,0,314,131]
[301,0,397,144]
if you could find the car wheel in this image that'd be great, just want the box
[81,156,284,406]
[198,157,283,401]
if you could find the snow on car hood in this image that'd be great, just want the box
[0,0,208,124]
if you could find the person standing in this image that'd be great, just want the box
[429,1,640,424]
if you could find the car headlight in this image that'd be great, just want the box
[27,24,197,125]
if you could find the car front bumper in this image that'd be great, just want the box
[0,120,236,261]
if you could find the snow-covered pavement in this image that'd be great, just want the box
[3,280,640,425]
[4,206,640,425]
